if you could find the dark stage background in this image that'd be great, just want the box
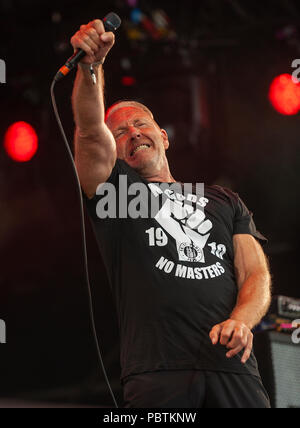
[0,0,299,407]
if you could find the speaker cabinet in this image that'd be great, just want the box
[254,331,300,408]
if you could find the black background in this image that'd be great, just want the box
[0,0,299,407]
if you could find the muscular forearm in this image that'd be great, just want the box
[209,271,271,364]
[210,236,272,363]
[72,64,106,136]
[69,20,117,195]
[230,270,272,330]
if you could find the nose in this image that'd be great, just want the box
[128,126,141,140]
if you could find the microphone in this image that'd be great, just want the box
[54,12,121,82]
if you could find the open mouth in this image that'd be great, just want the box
[130,144,151,157]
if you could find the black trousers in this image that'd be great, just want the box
[122,370,271,408]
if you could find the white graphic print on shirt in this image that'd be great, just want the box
[147,184,227,280]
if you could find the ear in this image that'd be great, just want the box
[161,129,169,150]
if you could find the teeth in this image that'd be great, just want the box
[132,145,150,156]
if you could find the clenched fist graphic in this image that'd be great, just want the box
[155,198,213,263]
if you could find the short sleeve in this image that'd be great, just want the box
[82,160,120,221]
[233,194,268,246]
[80,160,128,281]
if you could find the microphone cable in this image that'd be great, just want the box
[50,79,119,409]
[50,13,121,408]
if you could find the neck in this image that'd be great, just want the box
[139,160,176,183]
[144,173,176,183]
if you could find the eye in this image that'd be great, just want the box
[115,130,126,139]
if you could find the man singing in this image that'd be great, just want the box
[71,19,272,408]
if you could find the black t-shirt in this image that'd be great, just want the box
[84,159,267,382]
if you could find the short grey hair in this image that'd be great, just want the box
[105,100,154,122]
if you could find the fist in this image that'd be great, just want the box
[70,19,115,64]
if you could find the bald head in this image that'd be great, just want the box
[105,101,154,123]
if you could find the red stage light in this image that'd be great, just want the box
[4,121,38,162]
[269,74,300,115]
[122,76,136,86]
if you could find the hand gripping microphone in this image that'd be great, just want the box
[54,12,121,82]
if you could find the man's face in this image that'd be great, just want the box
[106,106,169,174]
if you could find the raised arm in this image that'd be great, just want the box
[71,19,117,198]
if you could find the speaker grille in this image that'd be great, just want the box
[254,331,300,408]
[272,340,300,408]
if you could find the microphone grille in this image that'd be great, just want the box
[103,12,122,32]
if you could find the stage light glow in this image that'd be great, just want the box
[130,8,143,24]
[269,74,300,116]
[122,76,137,86]
[4,121,38,162]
